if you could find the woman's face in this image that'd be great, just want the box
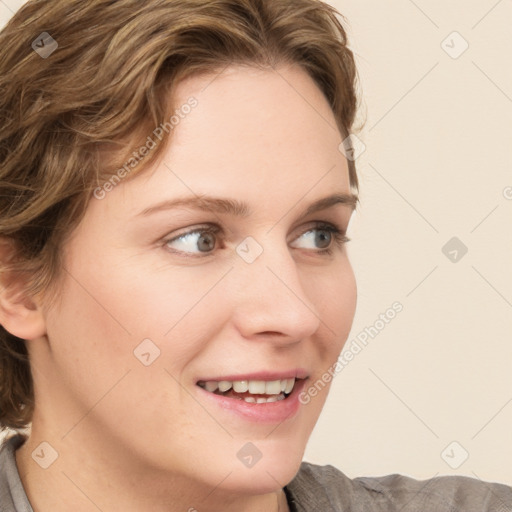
[36,63,357,498]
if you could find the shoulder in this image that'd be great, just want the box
[285,461,512,512]
[0,432,33,512]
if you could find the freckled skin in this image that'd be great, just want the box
[15,63,357,512]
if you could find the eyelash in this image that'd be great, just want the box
[162,221,350,258]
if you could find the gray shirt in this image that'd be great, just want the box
[1,433,511,511]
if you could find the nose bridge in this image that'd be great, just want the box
[231,234,321,340]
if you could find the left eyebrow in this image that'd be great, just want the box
[135,192,359,219]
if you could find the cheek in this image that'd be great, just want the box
[86,250,230,339]
[43,270,134,408]
[337,263,357,334]
[44,250,229,396]
[308,260,357,348]
[42,263,200,439]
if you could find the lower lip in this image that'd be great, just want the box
[196,379,308,424]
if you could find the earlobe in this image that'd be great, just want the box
[0,240,47,341]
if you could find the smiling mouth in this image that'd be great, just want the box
[197,378,304,403]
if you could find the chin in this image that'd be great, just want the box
[218,438,306,495]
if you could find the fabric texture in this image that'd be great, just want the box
[0,434,32,512]
[285,462,512,511]
[1,433,511,511]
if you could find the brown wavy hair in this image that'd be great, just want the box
[0,0,361,432]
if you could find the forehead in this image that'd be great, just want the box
[101,63,351,218]
[169,63,342,157]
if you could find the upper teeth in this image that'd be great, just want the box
[200,378,296,395]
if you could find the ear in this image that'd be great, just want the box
[0,239,47,340]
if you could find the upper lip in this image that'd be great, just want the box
[196,369,309,383]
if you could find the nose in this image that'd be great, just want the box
[230,235,322,346]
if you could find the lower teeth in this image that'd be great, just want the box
[200,384,294,403]
[242,394,286,403]
[212,391,288,403]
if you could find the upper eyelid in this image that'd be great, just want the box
[142,198,355,251]
[165,219,345,240]
[164,224,221,241]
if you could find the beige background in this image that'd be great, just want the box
[1,0,511,485]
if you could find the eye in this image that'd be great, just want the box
[164,225,221,256]
[291,222,350,256]
[163,222,350,258]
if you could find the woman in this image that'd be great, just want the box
[0,1,510,511]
